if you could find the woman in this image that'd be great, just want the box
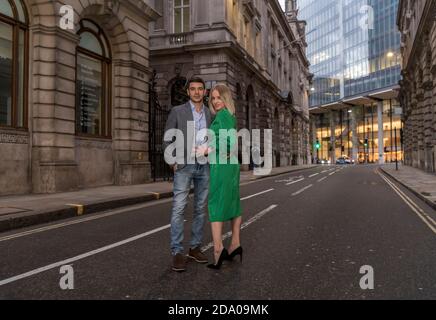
[207,84,243,269]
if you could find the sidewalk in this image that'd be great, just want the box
[380,163,436,210]
[0,164,317,233]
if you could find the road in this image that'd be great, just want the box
[0,165,435,300]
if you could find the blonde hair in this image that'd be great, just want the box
[208,83,236,116]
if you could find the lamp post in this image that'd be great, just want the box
[389,99,393,163]
[367,127,370,164]
[395,127,398,171]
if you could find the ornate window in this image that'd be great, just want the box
[174,0,190,33]
[76,20,111,137]
[0,0,28,128]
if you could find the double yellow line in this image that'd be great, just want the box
[377,169,436,235]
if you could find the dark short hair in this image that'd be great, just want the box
[186,77,206,90]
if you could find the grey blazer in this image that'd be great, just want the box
[162,102,212,169]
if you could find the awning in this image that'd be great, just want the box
[368,86,400,100]
[309,101,343,114]
[342,96,374,105]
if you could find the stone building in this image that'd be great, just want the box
[397,0,436,173]
[0,0,159,196]
[149,0,312,171]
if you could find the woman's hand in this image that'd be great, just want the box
[195,145,212,157]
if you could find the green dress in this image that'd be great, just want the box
[208,108,242,222]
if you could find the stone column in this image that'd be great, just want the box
[377,101,385,164]
[350,107,359,163]
[416,67,425,169]
[411,79,419,168]
[31,27,80,193]
[112,1,159,185]
[422,38,434,172]
[432,24,436,172]
[329,110,336,164]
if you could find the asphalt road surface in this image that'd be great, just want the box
[0,165,435,300]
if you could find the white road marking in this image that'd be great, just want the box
[201,205,278,252]
[378,171,436,235]
[275,179,292,183]
[0,168,312,242]
[286,178,305,186]
[309,173,320,178]
[292,185,313,196]
[317,177,327,183]
[241,189,274,201]
[329,172,336,176]
[380,172,436,227]
[0,224,172,287]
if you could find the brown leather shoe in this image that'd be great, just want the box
[172,253,187,272]
[187,247,208,264]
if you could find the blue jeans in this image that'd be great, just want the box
[171,164,209,256]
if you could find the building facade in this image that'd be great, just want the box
[397,0,436,173]
[149,0,312,172]
[0,0,159,196]
[299,0,403,165]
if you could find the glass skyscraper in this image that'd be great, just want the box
[299,0,403,164]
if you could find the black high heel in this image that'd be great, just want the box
[207,248,229,270]
[227,246,243,262]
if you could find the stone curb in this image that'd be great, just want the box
[0,166,317,233]
[0,192,173,234]
[380,167,436,211]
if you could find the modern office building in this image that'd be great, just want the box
[299,0,403,164]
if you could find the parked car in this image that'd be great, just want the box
[336,156,354,165]
[316,158,330,165]
[336,157,346,164]
[343,156,352,164]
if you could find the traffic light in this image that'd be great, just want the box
[315,140,320,150]
[364,138,368,147]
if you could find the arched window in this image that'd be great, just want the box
[0,0,28,128]
[76,20,111,137]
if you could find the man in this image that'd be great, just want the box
[163,77,212,272]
